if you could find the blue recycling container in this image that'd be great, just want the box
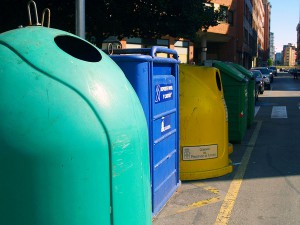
[110,47,180,216]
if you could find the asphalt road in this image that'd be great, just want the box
[153,71,300,225]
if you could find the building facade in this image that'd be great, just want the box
[269,32,275,64]
[262,0,271,66]
[275,52,282,65]
[195,0,270,69]
[297,21,300,65]
[283,43,297,66]
[195,0,236,64]
[195,0,256,68]
[101,36,193,64]
[252,0,265,67]
[241,0,256,68]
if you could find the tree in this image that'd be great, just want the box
[85,0,226,43]
[1,0,225,45]
[267,58,273,67]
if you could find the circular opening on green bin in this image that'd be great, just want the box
[216,71,222,91]
[54,35,102,62]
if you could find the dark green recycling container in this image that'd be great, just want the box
[226,62,255,127]
[206,60,248,143]
[0,26,151,225]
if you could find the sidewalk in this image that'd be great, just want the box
[152,122,257,225]
[152,179,230,225]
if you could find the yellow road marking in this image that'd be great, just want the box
[204,186,219,195]
[214,121,262,225]
[177,196,221,213]
[176,184,222,213]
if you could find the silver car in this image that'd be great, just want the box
[251,67,271,89]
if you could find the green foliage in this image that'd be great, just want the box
[87,0,226,42]
[1,0,225,44]
[267,58,273,67]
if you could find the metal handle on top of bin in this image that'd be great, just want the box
[27,0,41,26]
[27,0,51,28]
[41,8,51,28]
[109,46,179,60]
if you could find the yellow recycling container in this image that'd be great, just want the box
[179,64,233,180]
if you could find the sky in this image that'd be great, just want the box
[270,0,300,52]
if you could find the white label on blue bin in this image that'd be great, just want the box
[161,115,171,133]
[182,145,218,160]
[155,84,173,103]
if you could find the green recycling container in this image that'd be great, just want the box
[205,60,248,143]
[226,62,255,127]
[0,26,151,225]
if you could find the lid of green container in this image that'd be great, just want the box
[211,61,247,83]
[227,62,254,79]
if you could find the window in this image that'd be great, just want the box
[219,6,228,23]
[228,10,234,25]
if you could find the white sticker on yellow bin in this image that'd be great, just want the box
[182,145,218,160]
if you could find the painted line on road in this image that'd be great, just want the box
[254,106,260,117]
[177,196,221,213]
[214,121,262,225]
[271,106,287,118]
[176,185,222,213]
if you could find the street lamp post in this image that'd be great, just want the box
[76,0,85,39]
[200,34,207,64]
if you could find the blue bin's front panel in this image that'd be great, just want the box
[110,55,179,216]
[151,63,179,215]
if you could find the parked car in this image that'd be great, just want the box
[251,69,264,95]
[269,66,277,76]
[251,67,272,88]
[250,68,271,90]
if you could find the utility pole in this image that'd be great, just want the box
[76,0,85,39]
